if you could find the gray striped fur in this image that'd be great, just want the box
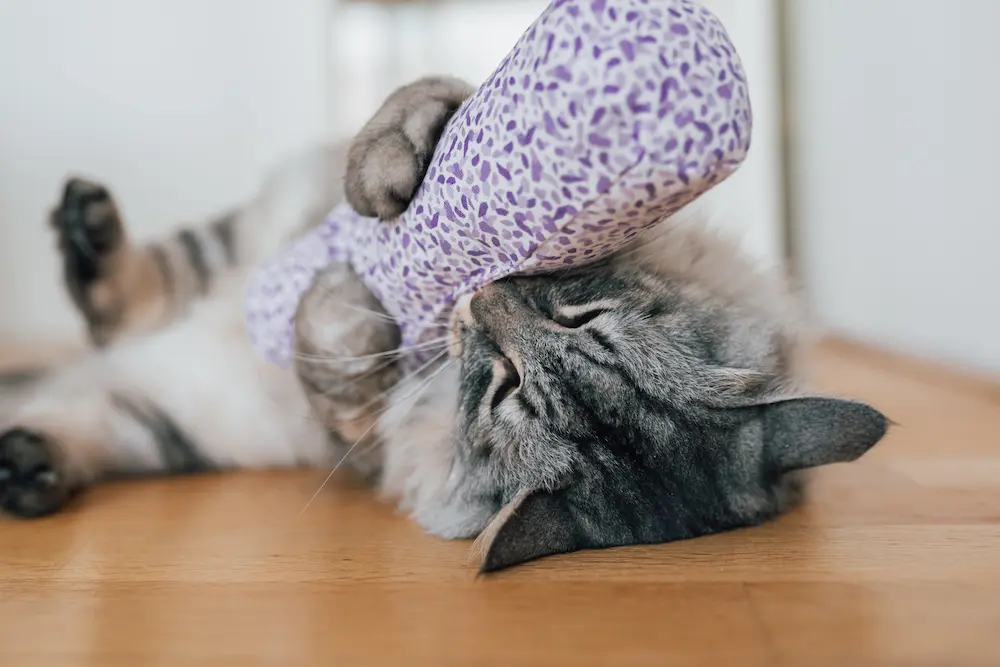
[112,395,214,474]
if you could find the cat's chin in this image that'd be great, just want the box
[447,293,474,360]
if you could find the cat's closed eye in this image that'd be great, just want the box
[551,302,616,329]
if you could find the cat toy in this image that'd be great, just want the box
[244,0,752,368]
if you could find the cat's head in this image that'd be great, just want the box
[445,255,888,572]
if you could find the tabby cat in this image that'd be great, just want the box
[0,77,888,571]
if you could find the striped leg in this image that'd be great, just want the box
[51,178,241,346]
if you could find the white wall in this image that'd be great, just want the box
[690,0,783,266]
[329,0,550,132]
[788,0,1000,372]
[0,0,328,344]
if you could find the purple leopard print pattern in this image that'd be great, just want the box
[245,0,751,368]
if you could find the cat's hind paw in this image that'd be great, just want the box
[0,428,73,518]
[50,178,128,345]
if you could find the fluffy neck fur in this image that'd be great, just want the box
[372,217,807,539]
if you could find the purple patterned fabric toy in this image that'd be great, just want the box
[245,0,752,368]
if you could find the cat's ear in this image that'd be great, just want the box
[760,397,889,473]
[473,488,585,573]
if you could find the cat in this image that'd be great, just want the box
[0,76,888,572]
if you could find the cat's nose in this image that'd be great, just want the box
[469,282,494,307]
[470,282,521,316]
[469,282,502,311]
[469,282,536,348]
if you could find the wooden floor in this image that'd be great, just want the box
[1,339,998,666]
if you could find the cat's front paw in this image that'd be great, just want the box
[295,262,402,399]
[0,428,73,518]
[50,178,127,345]
[344,76,475,221]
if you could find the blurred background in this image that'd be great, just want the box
[0,0,997,375]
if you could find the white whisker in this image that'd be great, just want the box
[297,358,454,517]
[314,283,399,323]
[325,347,450,420]
[330,354,398,388]
[292,337,449,364]
[268,347,446,428]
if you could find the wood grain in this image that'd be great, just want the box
[1,338,998,666]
